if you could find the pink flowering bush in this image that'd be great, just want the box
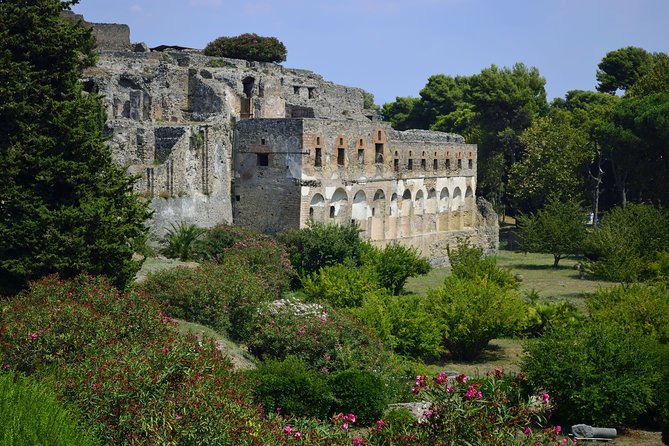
[0,274,170,374]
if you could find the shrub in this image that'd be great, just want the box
[139,260,271,342]
[0,274,169,374]
[426,276,526,360]
[447,238,519,289]
[389,370,570,446]
[587,285,669,343]
[162,221,205,261]
[330,369,388,426]
[521,290,583,337]
[60,331,280,445]
[584,203,669,282]
[247,299,390,374]
[0,370,98,446]
[246,356,334,419]
[522,320,663,426]
[203,33,287,63]
[364,243,432,295]
[191,224,258,262]
[351,292,442,359]
[302,263,377,308]
[278,221,362,278]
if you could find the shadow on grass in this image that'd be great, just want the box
[425,343,507,367]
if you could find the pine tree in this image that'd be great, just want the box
[0,0,151,295]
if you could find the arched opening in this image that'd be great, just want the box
[309,193,325,221]
[352,190,368,220]
[401,189,412,217]
[439,187,450,212]
[465,186,473,198]
[426,188,437,213]
[453,187,463,209]
[373,189,386,217]
[330,188,348,220]
[390,193,398,216]
[415,190,424,214]
[241,77,255,119]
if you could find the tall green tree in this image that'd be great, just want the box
[517,198,587,268]
[596,46,657,94]
[507,112,590,213]
[0,0,151,295]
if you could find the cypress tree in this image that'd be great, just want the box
[0,0,151,295]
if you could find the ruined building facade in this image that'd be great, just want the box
[78,15,498,264]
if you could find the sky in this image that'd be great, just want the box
[72,0,669,106]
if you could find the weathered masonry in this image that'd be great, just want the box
[75,13,498,263]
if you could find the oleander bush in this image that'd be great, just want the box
[0,370,98,446]
[0,274,169,374]
[426,276,526,360]
[139,259,271,342]
[246,356,334,419]
[203,33,287,63]
[247,299,391,374]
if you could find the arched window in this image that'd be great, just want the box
[427,188,437,213]
[373,190,386,217]
[439,187,450,212]
[453,187,463,209]
[330,188,348,219]
[352,190,368,220]
[309,193,325,220]
[415,190,424,214]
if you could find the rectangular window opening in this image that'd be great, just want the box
[433,159,438,170]
[358,149,364,164]
[468,159,473,169]
[421,159,426,170]
[446,159,451,169]
[457,159,462,169]
[257,153,269,167]
[375,143,384,163]
[337,148,345,166]
[393,158,399,171]
[330,206,335,218]
[408,159,413,170]
[315,148,322,167]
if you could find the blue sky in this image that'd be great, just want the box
[72,0,669,105]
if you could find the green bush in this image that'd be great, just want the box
[447,239,519,289]
[203,33,287,63]
[248,299,391,374]
[139,260,271,342]
[330,369,388,426]
[247,357,334,419]
[278,221,362,279]
[0,370,98,446]
[522,320,663,426]
[351,292,442,359]
[585,204,669,283]
[0,274,169,374]
[521,291,583,337]
[364,243,431,295]
[302,263,377,308]
[426,276,526,360]
[587,285,669,343]
[191,224,258,262]
[162,221,205,261]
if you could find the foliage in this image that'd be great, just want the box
[0,274,169,374]
[278,221,363,278]
[248,299,391,374]
[521,292,583,337]
[191,224,258,261]
[522,320,663,426]
[426,276,526,360]
[0,0,151,295]
[516,198,587,267]
[447,238,519,289]
[367,370,569,446]
[350,292,443,359]
[584,204,669,282]
[507,113,591,213]
[587,285,669,344]
[302,263,377,308]
[365,243,432,295]
[139,260,271,342]
[0,370,98,446]
[161,222,205,261]
[203,33,287,63]
[330,369,388,426]
[650,250,669,288]
[596,46,658,94]
[628,53,669,98]
[246,356,334,420]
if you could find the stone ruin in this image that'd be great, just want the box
[73,14,498,264]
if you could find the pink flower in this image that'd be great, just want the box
[342,423,349,430]
[283,425,293,434]
[30,333,38,341]
[494,367,503,379]
[524,427,532,435]
[456,374,468,384]
[542,392,550,403]
[175,413,182,420]
[446,385,455,393]
[294,432,302,440]
[353,437,361,446]
[347,413,356,423]
[434,372,448,384]
[423,409,433,418]
[376,419,385,429]
[555,426,562,434]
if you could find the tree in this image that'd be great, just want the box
[517,198,587,268]
[627,53,669,98]
[0,0,151,295]
[596,46,657,94]
[203,33,287,63]
[507,112,590,213]
[365,243,431,296]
